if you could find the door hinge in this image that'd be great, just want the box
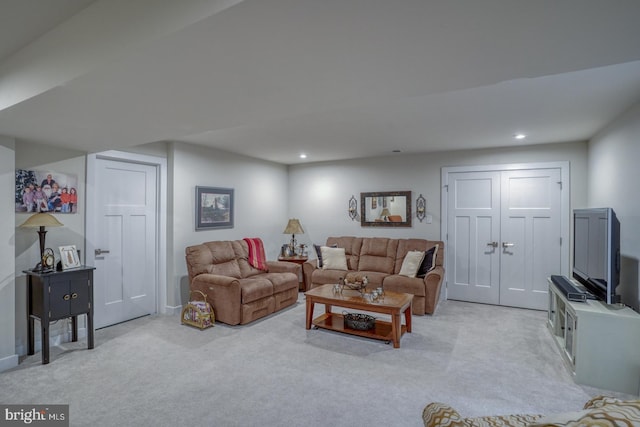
[557,181,562,190]
[560,237,562,246]
[444,184,449,192]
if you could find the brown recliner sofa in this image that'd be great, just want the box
[185,240,300,325]
[303,237,444,315]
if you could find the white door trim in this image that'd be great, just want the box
[86,150,168,316]
[441,161,570,301]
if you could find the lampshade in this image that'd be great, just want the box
[20,213,64,271]
[19,213,64,228]
[283,218,304,235]
[380,208,391,217]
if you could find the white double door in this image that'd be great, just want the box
[444,164,568,310]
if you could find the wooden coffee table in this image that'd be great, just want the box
[305,284,413,348]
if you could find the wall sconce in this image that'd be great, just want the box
[416,194,426,222]
[348,195,359,221]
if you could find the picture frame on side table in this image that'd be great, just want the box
[196,186,234,230]
[59,245,81,270]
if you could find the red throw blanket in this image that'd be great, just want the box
[243,237,268,271]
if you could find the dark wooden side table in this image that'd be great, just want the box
[24,266,96,364]
[278,255,308,291]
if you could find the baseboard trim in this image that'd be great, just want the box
[165,305,182,315]
[0,353,19,372]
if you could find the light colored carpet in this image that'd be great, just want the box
[1,297,634,427]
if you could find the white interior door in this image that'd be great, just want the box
[88,157,158,328]
[444,164,566,310]
[499,169,562,309]
[446,171,501,304]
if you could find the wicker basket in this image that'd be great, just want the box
[343,312,375,330]
[181,290,215,329]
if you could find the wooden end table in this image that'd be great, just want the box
[24,266,96,364]
[278,255,308,290]
[305,284,412,348]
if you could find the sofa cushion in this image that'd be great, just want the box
[358,238,397,274]
[399,250,425,277]
[185,241,242,280]
[239,277,273,304]
[233,240,265,278]
[321,246,348,270]
[208,260,242,278]
[311,269,348,286]
[262,272,298,294]
[417,244,439,278]
[383,275,426,296]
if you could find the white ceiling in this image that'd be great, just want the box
[1,0,640,165]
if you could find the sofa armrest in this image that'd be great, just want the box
[266,260,300,275]
[423,266,444,314]
[302,260,318,290]
[190,273,242,325]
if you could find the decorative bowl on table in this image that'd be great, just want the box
[341,273,369,294]
[343,312,376,330]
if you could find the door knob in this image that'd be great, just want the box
[95,248,110,256]
[487,242,498,248]
[502,242,515,248]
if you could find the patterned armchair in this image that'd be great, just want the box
[422,396,640,427]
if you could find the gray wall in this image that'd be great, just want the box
[288,141,588,256]
[13,142,87,357]
[589,101,640,311]
[0,137,17,371]
[169,142,290,307]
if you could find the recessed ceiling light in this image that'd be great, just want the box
[299,153,307,159]
[392,149,402,153]
[514,133,527,140]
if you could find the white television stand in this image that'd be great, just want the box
[547,277,640,395]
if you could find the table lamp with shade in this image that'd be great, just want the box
[283,218,304,255]
[379,208,391,221]
[19,213,63,271]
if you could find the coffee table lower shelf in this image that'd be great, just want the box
[312,312,407,344]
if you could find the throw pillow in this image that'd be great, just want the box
[321,246,348,271]
[314,243,337,268]
[529,400,640,426]
[399,250,425,278]
[417,244,439,278]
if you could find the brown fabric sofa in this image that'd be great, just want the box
[185,240,300,325]
[302,236,444,315]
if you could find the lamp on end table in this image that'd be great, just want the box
[19,213,63,271]
[283,218,304,255]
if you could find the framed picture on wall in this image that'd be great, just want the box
[195,186,234,230]
[15,169,79,214]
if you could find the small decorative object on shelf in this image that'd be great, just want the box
[343,312,376,330]
[181,290,215,330]
[342,273,369,294]
[416,194,426,222]
[348,195,359,221]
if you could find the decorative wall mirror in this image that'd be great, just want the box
[360,191,412,227]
